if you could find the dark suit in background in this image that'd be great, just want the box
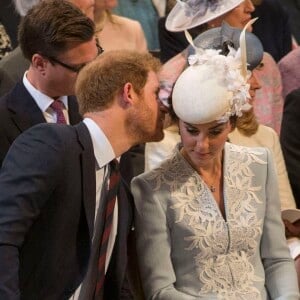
[252,0,292,62]
[158,16,204,63]
[0,122,134,299]
[0,81,82,166]
[280,88,300,207]
[279,0,300,44]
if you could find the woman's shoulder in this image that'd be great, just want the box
[137,154,179,179]
[256,125,279,148]
[225,142,270,162]
[229,126,278,150]
[109,14,147,50]
[226,141,267,152]
[134,149,192,186]
[256,124,277,138]
[112,14,143,31]
[225,143,272,183]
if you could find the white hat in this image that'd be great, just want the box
[172,49,250,124]
[166,0,244,32]
[172,19,260,124]
[172,63,232,124]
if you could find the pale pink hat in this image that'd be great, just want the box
[166,0,244,32]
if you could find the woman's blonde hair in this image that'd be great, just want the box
[235,109,259,136]
[95,9,116,33]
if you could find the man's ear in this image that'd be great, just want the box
[121,82,135,107]
[32,54,48,75]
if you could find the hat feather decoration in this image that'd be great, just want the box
[172,19,261,124]
[239,18,258,79]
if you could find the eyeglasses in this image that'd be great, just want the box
[47,43,104,73]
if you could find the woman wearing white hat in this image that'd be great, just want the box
[160,0,283,134]
[132,25,299,299]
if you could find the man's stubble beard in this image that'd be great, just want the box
[125,102,164,145]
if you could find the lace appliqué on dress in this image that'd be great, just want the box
[153,144,267,299]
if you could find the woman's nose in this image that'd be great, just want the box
[196,134,209,151]
[250,70,262,90]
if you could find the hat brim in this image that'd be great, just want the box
[166,0,244,32]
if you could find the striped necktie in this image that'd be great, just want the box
[94,159,121,299]
[50,100,67,124]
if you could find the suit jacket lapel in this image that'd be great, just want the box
[7,82,46,132]
[68,96,82,125]
[75,122,96,240]
[7,83,82,131]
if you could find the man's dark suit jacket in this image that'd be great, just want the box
[0,122,134,299]
[0,81,82,166]
[280,88,300,207]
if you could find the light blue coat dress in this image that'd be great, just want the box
[132,143,300,299]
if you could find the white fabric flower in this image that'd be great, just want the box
[187,47,251,122]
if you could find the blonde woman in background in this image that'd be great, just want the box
[94,0,147,51]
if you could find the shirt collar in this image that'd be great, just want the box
[23,71,69,112]
[83,117,116,169]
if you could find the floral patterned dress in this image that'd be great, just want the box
[132,143,299,299]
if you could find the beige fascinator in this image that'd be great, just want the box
[172,19,260,124]
[166,0,244,32]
